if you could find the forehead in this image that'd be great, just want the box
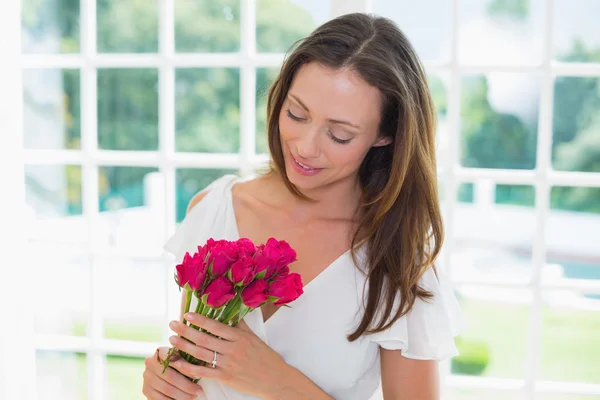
[288,62,382,128]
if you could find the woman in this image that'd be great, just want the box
[142,12,464,400]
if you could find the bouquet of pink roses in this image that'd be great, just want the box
[161,237,303,379]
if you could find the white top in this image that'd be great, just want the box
[164,174,465,400]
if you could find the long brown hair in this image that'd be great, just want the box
[265,13,443,341]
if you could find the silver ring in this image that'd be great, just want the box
[211,351,217,368]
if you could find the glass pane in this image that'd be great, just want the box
[430,72,449,168]
[106,355,145,400]
[256,0,330,53]
[176,168,239,222]
[175,0,240,52]
[546,186,600,288]
[552,77,600,173]
[453,286,530,378]
[373,0,452,62]
[98,258,165,342]
[23,69,80,149]
[459,0,545,65]
[495,184,535,207]
[25,164,86,242]
[22,0,80,53]
[97,0,158,53]
[256,67,279,154]
[453,181,535,285]
[32,244,90,336]
[539,292,600,383]
[446,389,528,400]
[553,0,600,63]
[97,167,164,255]
[36,350,87,400]
[175,68,240,153]
[98,69,159,151]
[460,73,539,170]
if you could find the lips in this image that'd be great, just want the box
[293,156,318,171]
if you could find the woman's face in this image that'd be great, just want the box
[278,62,391,191]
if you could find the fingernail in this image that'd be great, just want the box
[184,313,194,321]
[196,389,204,395]
[169,336,177,344]
[169,321,176,329]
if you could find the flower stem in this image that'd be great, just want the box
[182,289,193,326]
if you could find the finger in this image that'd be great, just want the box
[235,319,252,333]
[143,386,173,400]
[169,314,235,346]
[183,313,240,341]
[171,358,222,382]
[150,368,198,400]
[146,350,202,396]
[169,334,223,366]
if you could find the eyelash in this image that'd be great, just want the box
[286,109,351,145]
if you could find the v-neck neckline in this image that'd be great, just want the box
[225,176,353,326]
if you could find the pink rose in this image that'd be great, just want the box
[268,273,303,306]
[175,251,207,291]
[197,238,217,262]
[229,256,257,286]
[202,276,236,308]
[241,279,269,308]
[236,238,256,258]
[207,240,239,277]
[262,238,297,279]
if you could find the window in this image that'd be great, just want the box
[13,0,600,399]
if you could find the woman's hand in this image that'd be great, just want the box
[142,346,205,400]
[167,312,290,399]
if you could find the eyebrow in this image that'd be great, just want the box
[288,93,361,130]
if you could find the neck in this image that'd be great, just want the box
[272,171,362,221]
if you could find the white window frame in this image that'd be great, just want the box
[10,0,600,399]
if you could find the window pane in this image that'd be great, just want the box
[539,292,600,383]
[459,0,545,65]
[552,77,600,173]
[106,355,145,400]
[546,186,600,287]
[23,69,80,150]
[36,350,87,400]
[256,67,279,154]
[453,286,530,378]
[373,0,452,62]
[175,0,240,52]
[98,69,159,151]
[256,0,330,53]
[175,68,240,153]
[553,0,600,63]
[97,0,158,53]
[430,72,449,167]
[32,244,90,337]
[453,181,535,285]
[460,73,539,170]
[176,168,239,222]
[495,184,535,207]
[97,167,164,255]
[25,164,86,243]
[446,389,528,400]
[98,257,165,342]
[22,0,80,53]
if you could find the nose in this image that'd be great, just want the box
[296,126,320,159]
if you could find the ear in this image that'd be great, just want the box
[373,135,393,148]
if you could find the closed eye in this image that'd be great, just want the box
[286,109,305,121]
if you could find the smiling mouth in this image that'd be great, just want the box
[292,155,320,171]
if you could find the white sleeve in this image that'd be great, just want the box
[368,267,466,361]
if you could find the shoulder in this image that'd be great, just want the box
[186,190,209,214]
[186,174,240,214]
